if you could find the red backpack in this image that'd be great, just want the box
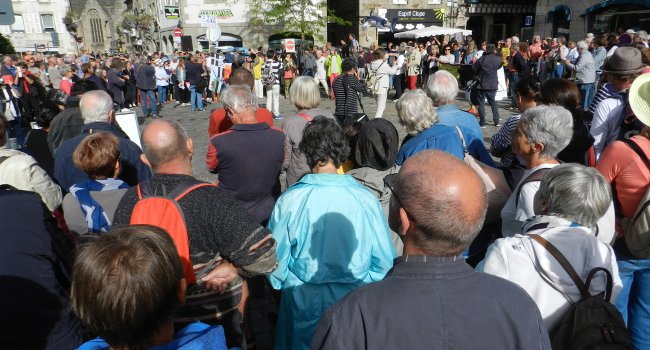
[129,179,216,285]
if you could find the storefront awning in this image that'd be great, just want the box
[546,5,571,23]
[582,0,649,16]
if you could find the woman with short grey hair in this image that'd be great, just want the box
[281,76,336,187]
[500,105,573,236]
[478,163,622,332]
[394,89,464,165]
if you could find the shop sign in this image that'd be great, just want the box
[165,6,180,19]
[385,9,440,23]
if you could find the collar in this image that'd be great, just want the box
[82,122,125,138]
[435,103,460,112]
[297,173,360,186]
[389,255,473,277]
[522,214,586,233]
[231,122,270,131]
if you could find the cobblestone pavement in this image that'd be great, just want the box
[134,89,516,349]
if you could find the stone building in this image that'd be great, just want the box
[69,0,128,53]
[0,0,78,54]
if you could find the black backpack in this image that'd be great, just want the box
[530,234,633,350]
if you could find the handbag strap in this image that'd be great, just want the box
[529,234,591,300]
[622,138,650,171]
[453,126,469,154]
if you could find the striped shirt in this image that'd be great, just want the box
[263,59,284,85]
[333,74,366,116]
[589,83,614,114]
[490,114,523,168]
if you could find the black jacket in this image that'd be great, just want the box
[185,62,203,86]
[473,52,502,91]
[135,63,156,90]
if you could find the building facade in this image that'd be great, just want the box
[0,0,78,54]
[70,0,128,53]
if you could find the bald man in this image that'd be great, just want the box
[112,119,277,349]
[207,68,273,136]
[312,150,551,350]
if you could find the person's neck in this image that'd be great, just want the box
[236,111,258,124]
[154,161,193,177]
[109,321,174,350]
[527,156,558,169]
[312,162,339,174]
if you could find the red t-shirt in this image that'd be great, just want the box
[208,108,274,136]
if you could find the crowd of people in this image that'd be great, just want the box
[1,27,650,350]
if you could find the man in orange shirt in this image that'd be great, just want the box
[207,68,274,136]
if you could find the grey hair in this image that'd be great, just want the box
[533,35,541,43]
[427,70,458,104]
[220,85,257,114]
[80,90,113,124]
[511,36,520,44]
[396,89,438,135]
[59,65,72,75]
[577,40,589,50]
[519,105,573,159]
[537,164,612,228]
[637,30,648,41]
[290,76,321,110]
[141,119,190,168]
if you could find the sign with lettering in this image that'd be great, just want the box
[524,15,533,26]
[385,9,441,23]
[201,16,218,28]
[165,6,180,19]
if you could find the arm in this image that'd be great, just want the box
[475,238,511,280]
[366,200,397,281]
[23,156,63,211]
[590,99,621,159]
[205,136,219,172]
[490,116,519,157]
[281,120,294,171]
[266,198,292,289]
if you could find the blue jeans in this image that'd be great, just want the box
[615,258,650,349]
[477,89,500,126]
[157,85,167,104]
[189,85,203,110]
[549,64,564,79]
[139,89,158,116]
[578,83,595,111]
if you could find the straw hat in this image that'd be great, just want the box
[629,73,650,127]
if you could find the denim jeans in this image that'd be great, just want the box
[508,73,520,109]
[157,85,167,104]
[477,89,500,126]
[578,83,595,112]
[189,85,203,110]
[615,258,650,349]
[549,64,564,79]
[393,74,404,99]
[139,89,158,116]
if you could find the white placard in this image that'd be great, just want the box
[201,16,218,28]
[115,111,142,149]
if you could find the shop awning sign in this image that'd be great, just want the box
[165,6,179,19]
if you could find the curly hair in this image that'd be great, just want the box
[299,117,350,169]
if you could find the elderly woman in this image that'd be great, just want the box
[107,59,127,111]
[478,163,622,332]
[395,89,464,165]
[59,65,74,96]
[268,117,396,350]
[62,132,129,234]
[346,118,402,254]
[282,76,336,187]
[369,48,397,119]
[500,105,573,237]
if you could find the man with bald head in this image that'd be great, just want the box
[53,90,151,191]
[208,68,273,136]
[312,150,551,349]
[112,119,277,349]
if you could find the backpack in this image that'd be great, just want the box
[621,139,650,259]
[262,62,276,86]
[129,179,216,285]
[530,234,633,350]
[617,92,646,141]
[366,62,383,94]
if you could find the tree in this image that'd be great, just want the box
[0,34,15,55]
[249,0,350,43]
[63,11,81,38]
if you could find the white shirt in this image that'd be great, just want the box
[439,54,455,64]
[394,54,405,75]
[155,66,169,86]
[590,97,624,160]
[315,57,327,79]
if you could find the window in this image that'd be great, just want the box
[88,9,104,44]
[11,15,25,32]
[41,14,55,32]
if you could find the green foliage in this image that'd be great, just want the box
[63,10,81,36]
[249,0,350,42]
[120,14,156,42]
[0,34,16,55]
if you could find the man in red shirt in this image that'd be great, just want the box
[208,68,273,136]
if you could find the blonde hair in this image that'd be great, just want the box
[290,76,321,110]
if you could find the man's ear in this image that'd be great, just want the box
[140,153,152,168]
[398,207,413,237]
[108,109,115,123]
[186,137,194,157]
[532,141,545,154]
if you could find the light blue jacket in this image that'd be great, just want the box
[436,104,497,167]
[268,173,396,349]
[396,124,465,165]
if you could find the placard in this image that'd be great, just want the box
[114,111,142,149]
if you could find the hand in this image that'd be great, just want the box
[200,261,239,293]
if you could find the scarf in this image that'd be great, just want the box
[522,214,583,233]
[70,178,129,233]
